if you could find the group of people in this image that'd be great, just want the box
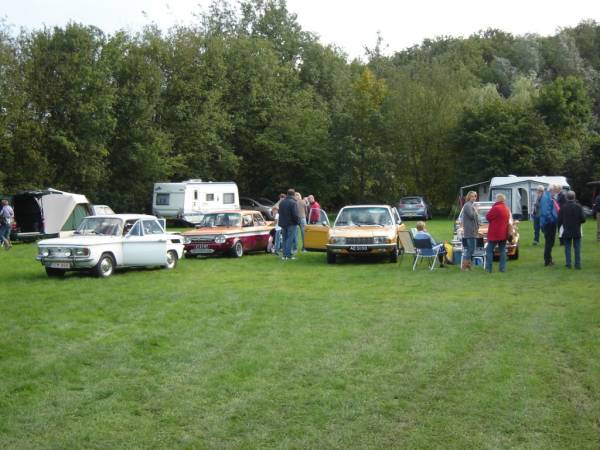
[271,189,321,260]
[461,184,586,272]
[0,199,14,250]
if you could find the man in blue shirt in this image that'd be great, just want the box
[413,221,446,266]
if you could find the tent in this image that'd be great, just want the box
[12,188,91,241]
[460,176,570,220]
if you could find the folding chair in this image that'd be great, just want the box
[461,237,486,269]
[398,229,417,264]
[413,238,441,271]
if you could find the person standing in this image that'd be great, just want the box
[308,195,321,224]
[0,199,14,250]
[485,193,510,273]
[278,189,299,260]
[460,190,479,271]
[531,185,545,245]
[540,184,560,266]
[294,192,307,252]
[557,190,586,269]
[593,191,600,242]
[557,187,567,246]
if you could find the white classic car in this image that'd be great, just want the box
[36,214,184,277]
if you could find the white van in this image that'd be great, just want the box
[152,179,239,224]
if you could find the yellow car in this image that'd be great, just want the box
[304,205,406,264]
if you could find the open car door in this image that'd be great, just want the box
[304,208,331,251]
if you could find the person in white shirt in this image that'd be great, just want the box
[0,199,14,249]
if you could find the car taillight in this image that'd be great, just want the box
[11,222,17,230]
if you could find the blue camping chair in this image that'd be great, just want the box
[413,238,442,271]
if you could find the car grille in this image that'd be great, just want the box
[345,237,374,245]
[189,235,216,243]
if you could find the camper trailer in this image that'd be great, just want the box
[460,176,570,220]
[11,188,92,241]
[152,180,239,224]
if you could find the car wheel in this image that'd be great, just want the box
[231,241,244,258]
[94,253,115,278]
[326,251,336,264]
[165,250,178,269]
[45,267,65,277]
[389,244,399,263]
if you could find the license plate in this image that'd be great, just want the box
[349,245,368,251]
[190,248,214,254]
[48,262,71,269]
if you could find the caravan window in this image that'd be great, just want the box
[223,193,235,204]
[156,193,170,206]
[206,193,215,201]
[194,191,198,200]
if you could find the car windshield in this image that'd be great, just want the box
[335,207,392,226]
[258,197,274,206]
[198,213,241,228]
[477,208,491,224]
[75,217,122,236]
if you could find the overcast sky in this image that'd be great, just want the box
[2,0,600,59]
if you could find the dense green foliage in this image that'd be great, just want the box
[1,220,599,448]
[1,4,600,210]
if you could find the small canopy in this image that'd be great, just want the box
[41,188,91,234]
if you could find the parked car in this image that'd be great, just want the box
[397,196,432,220]
[455,201,520,259]
[304,205,405,264]
[36,214,184,278]
[90,204,115,215]
[182,210,274,258]
[240,197,274,220]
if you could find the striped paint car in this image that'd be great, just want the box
[181,210,273,258]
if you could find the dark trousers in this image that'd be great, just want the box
[563,237,581,268]
[543,223,556,265]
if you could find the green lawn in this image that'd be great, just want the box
[1,220,599,449]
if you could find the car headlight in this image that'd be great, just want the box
[64,249,72,257]
[330,237,346,245]
[214,235,226,244]
[40,248,50,257]
[373,237,387,244]
[183,236,191,244]
[73,247,90,256]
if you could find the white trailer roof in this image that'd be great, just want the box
[490,176,569,188]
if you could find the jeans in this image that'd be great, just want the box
[533,215,541,243]
[563,237,581,268]
[485,240,506,272]
[463,237,476,261]
[0,223,10,243]
[273,228,282,253]
[543,223,557,265]
[297,217,307,250]
[282,225,297,258]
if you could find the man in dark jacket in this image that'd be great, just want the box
[278,188,300,260]
[557,190,586,269]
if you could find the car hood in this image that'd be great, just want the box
[182,227,241,236]
[331,226,395,238]
[38,235,120,246]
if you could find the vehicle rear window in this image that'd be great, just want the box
[401,198,421,204]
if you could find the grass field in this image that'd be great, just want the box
[1,219,599,449]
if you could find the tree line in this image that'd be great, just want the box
[1,0,600,212]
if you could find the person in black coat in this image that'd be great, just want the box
[278,188,299,260]
[557,190,586,269]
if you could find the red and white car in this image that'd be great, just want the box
[182,210,274,258]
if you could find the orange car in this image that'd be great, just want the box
[182,210,273,258]
[456,201,520,259]
[304,205,406,264]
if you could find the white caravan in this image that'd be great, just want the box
[460,175,570,219]
[152,179,239,224]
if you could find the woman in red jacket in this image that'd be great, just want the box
[485,193,511,272]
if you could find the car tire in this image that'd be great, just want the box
[326,251,336,264]
[231,241,244,258]
[184,252,195,259]
[389,244,399,263]
[45,267,65,277]
[165,250,178,269]
[93,253,115,278]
